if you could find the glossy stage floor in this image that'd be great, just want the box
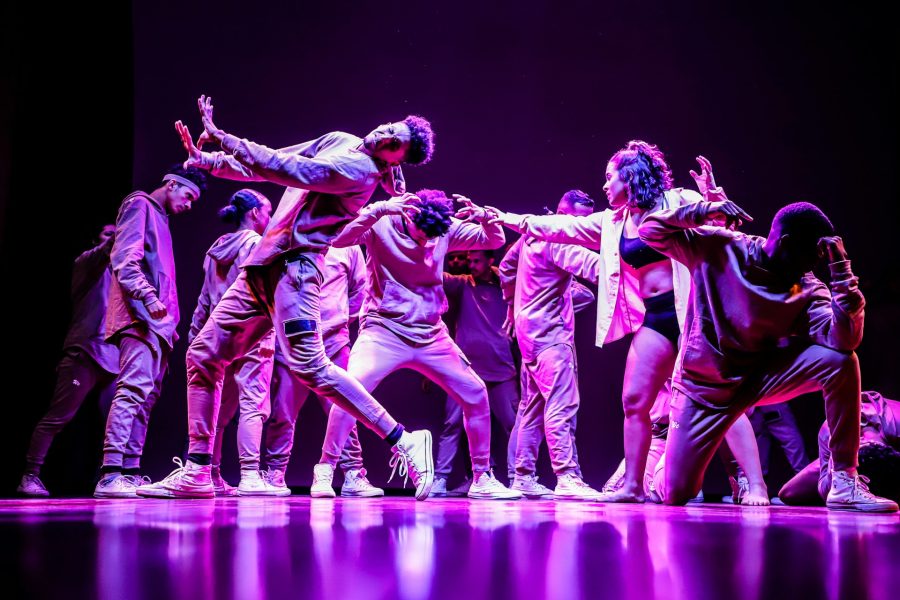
[2,497,898,600]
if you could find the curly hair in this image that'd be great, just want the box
[411,188,453,238]
[403,115,435,166]
[164,164,208,193]
[859,443,900,502]
[218,189,268,226]
[610,140,673,210]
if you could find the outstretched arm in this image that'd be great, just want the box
[331,193,421,248]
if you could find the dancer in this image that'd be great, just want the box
[316,189,522,499]
[94,165,207,498]
[490,144,768,504]
[266,244,384,498]
[499,190,602,499]
[19,225,119,497]
[779,390,900,505]
[640,159,897,512]
[150,96,436,500]
[185,190,278,496]
[432,249,519,496]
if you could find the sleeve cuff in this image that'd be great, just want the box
[829,260,854,280]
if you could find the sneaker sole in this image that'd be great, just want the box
[553,494,603,501]
[162,487,215,499]
[415,431,434,501]
[137,488,176,499]
[93,491,139,499]
[237,489,289,497]
[310,489,337,498]
[18,491,50,498]
[341,489,385,497]
[826,501,900,513]
[467,492,524,500]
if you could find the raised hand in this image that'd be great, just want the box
[703,198,753,230]
[453,194,489,222]
[197,95,223,141]
[175,120,205,169]
[384,192,422,218]
[818,236,848,263]
[689,155,718,197]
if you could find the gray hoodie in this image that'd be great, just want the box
[189,229,261,344]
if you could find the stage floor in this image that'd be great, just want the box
[2,497,898,600]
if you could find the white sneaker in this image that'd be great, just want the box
[153,458,214,498]
[511,474,554,499]
[137,459,186,498]
[237,470,285,497]
[826,470,899,513]
[429,477,449,498]
[310,463,336,498]
[468,470,523,500]
[263,469,292,497]
[554,473,603,501]
[341,468,384,497]
[211,467,237,497]
[18,473,49,497]
[94,473,138,498]
[389,430,434,501]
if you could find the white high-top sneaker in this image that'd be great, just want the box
[554,472,603,501]
[310,463,336,498]
[389,430,434,501]
[237,470,284,497]
[18,473,50,497]
[468,470,523,500]
[138,458,190,498]
[341,468,384,497]
[826,470,899,513]
[155,458,214,498]
[511,473,555,499]
[264,469,292,497]
[94,473,139,499]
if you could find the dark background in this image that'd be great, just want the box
[2,1,897,496]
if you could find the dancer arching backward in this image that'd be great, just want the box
[490,142,768,505]
[640,159,897,512]
[267,244,385,499]
[148,96,437,500]
[94,165,207,499]
[316,189,523,500]
[498,190,603,500]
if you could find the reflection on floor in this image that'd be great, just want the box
[2,497,899,600]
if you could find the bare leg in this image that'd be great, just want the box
[602,326,675,502]
[724,414,770,506]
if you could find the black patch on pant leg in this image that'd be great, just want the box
[283,318,318,338]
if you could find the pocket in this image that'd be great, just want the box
[379,280,443,326]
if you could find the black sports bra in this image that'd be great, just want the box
[619,232,667,269]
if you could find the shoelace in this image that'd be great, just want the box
[160,457,187,483]
[853,474,878,498]
[128,475,151,486]
[388,450,415,489]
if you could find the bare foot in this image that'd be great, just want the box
[741,485,771,506]
[595,488,646,503]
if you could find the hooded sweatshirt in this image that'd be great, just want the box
[189,229,261,344]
